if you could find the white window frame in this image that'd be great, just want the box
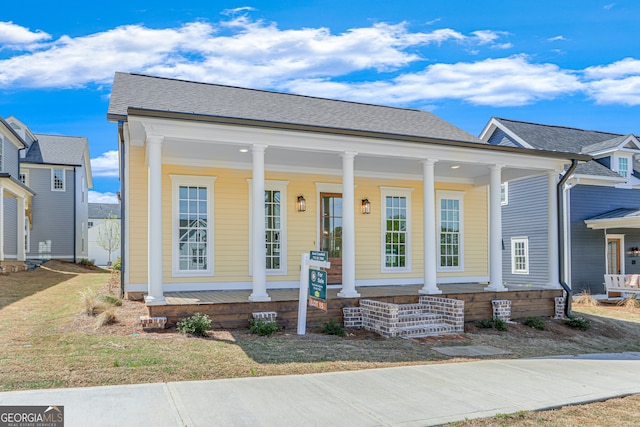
[51,168,65,191]
[617,156,629,178]
[437,190,464,272]
[500,182,508,206]
[19,171,29,186]
[248,180,288,276]
[380,187,413,273]
[511,237,529,274]
[170,174,216,277]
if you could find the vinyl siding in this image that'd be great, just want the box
[501,175,550,286]
[2,198,18,257]
[486,129,520,148]
[1,137,20,177]
[127,150,490,289]
[24,166,76,259]
[569,184,640,294]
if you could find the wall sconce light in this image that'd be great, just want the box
[297,195,306,212]
[361,198,371,214]
[630,247,640,257]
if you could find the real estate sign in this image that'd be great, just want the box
[308,269,327,311]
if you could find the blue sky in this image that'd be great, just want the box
[2,1,639,202]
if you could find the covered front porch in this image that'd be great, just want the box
[0,174,33,270]
[147,283,563,329]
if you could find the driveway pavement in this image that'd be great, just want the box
[1,352,639,426]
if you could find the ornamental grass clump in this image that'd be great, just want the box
[177,313,212,337]
[574,291,599,307]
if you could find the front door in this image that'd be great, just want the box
[320,193,342,284]
[607,237,622,274]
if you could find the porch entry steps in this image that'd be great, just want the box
[358,296,465,338]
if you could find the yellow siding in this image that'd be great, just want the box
[127,160,489,285]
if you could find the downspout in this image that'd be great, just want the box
[73,169,77,263]
[558,159,579,316]
[118,121,126,298]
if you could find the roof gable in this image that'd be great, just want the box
[24,134,88,166]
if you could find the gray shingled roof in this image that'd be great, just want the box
[495,118,623,153]
[108,72,482,144]
[89,203,121,219]
[23,134,87,166]
[574,160,626,179]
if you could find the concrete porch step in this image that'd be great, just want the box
[397,323,455,338]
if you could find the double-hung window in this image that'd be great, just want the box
[171,175,216,277]
[511,237,529,274]
[381,187,412,272]
[51,168,65,191]
[249,180,288,275]
[500,182,508,205]
[618,157,629,179]
[437,191,464,271]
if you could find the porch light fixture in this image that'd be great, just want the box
[297,195,306,212]
[361,198,371,214]
[630,247,640,257]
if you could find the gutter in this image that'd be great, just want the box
[73,169,77,263]
[558,159,579,317]
[118,121,126,298]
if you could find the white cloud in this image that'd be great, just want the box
[547,35,566,42]
[88,191,119,204]
[0,21,50,46]
[283,55,583,107]
[582,58,640,105]
[604,3,616,10]
[91,150,119,177]
[583,57,640,79]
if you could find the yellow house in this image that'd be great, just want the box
[107,72,586,308]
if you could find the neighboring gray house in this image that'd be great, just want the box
[0,117,34,270]
[3,116,92,263]
[88,203,121,266]
[481,117,640,294]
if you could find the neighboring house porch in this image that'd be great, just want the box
[0,174,33,269]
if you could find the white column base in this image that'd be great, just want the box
[484,284,508,292]
[337,289,361,298]
[419,286,442,295]
[249,293,271,302]
[145,295,167,306]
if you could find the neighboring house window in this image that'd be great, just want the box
[501,182,508,206]
[171,175,216,276]
[51,168,65,191]
[19,171,28,185]
[618,157,629,178]
[437,191,464,271]
[248,180,288,275]
[381,187,412,272]
[88,221,94,228]
[511,237,529,274]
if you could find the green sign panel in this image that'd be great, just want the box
[310,251,328,262]
[309,269,327,311]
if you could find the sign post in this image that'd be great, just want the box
[297,251,330,335]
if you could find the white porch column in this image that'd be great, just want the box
[547,171,561,288]
[338,151,360,298]
[485,165,507,292]
[17,196,25,262]
[249,144,271,302]
[420,159,441,294]
[146,135,166,305]
[0,184,4,261]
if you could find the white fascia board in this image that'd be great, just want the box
[585,218,640,230]
[568,173,626,187]
[478,118,534,148]
[132,116,568,173]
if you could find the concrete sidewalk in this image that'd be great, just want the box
[1,353,639,426]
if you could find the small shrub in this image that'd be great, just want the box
[248,318,280,336]
[112,257,121,271]
[617,296,640,309]
[96,308,117,328]
[79,258,95,267]
[476,319,495,329]
[100,294,123,306]
[574,291,599,307]
[493,318,509,331]
[322,318,346,336]
[177,313,212,337]
[564,316,591,331]
[523,316,546,331]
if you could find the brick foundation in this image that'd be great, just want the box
[419,296,465,332]
[252,311,277,322]
[140,316,167,329]
[342,307,362,329]
[554,296,566,319]
[492,299,511,322]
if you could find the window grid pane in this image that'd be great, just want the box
[440,198,460,267]
[265,190,281,270]
[385,196,407,268]
[178,185,208,271]
[619,158,629,178]
[513,239,528,273]
[53,169,64,190]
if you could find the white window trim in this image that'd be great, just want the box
[51,168,66,191]
[248,179,289,276]
[511,237,529,274]
[437,190,465,272]
[380,187,413,273]
[500,182,508,206]
[170,174,217,278]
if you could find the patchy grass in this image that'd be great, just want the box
[1,261,640,427]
